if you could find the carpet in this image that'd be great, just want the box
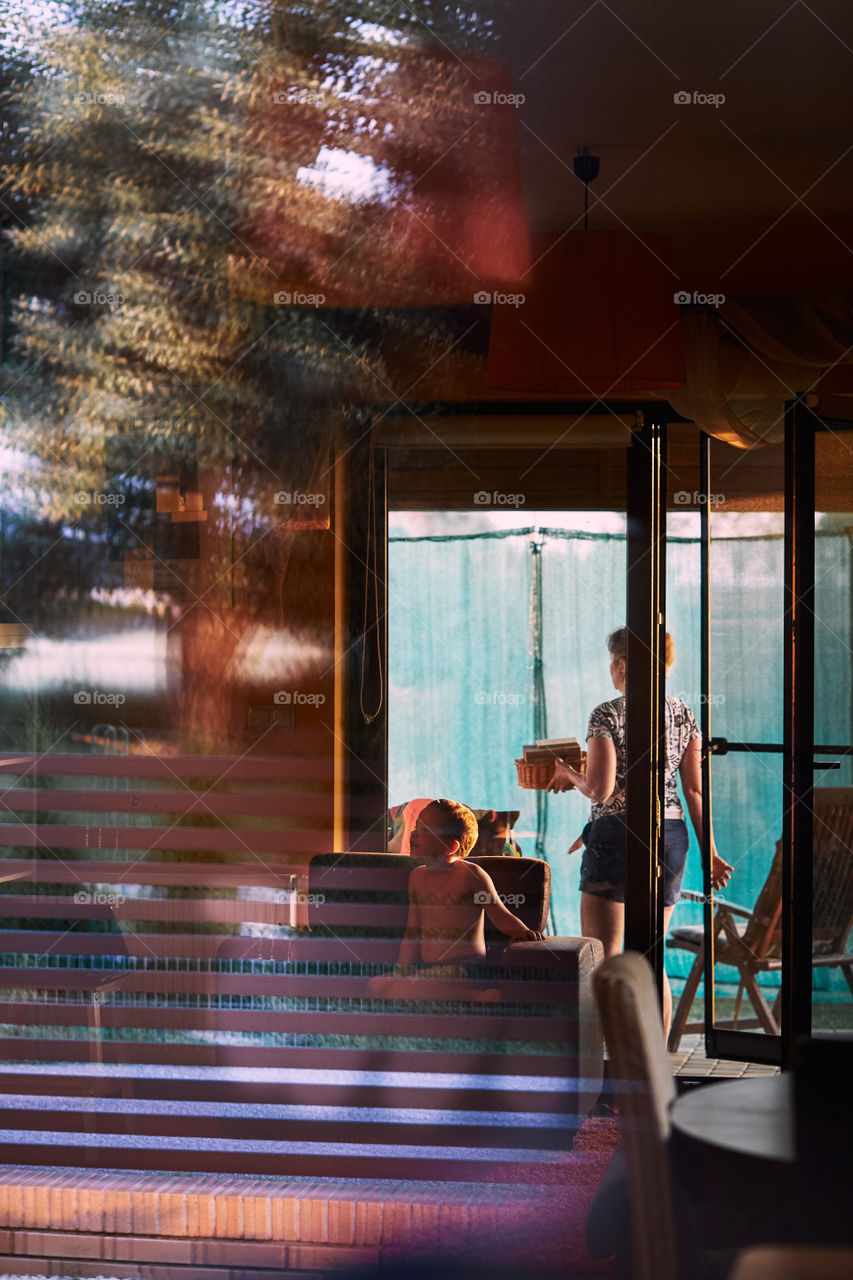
[528,1116,621,1277]
[370,1116,621,1280]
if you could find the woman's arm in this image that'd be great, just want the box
[679,738,733,890]
[547,736,616,804]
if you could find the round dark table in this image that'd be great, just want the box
[671,1073,793,1164]
[669,1073,793,1248]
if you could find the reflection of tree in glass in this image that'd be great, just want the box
[0,0,509,505]
[0,0,518,748]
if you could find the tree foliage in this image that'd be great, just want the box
[1,0,506,516]
[0,1,511,744]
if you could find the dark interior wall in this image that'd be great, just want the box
[386,423,786,511]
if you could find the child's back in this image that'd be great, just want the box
[409,859,492,964]
[401,801,542,969]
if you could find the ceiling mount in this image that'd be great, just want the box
[573,148,600,230]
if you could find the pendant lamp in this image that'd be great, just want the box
[486,152,685,393]
[240,47,530,308]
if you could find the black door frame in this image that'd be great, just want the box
[624,417,668,998]
[699,397,853,1066]
[370,400,852,1058]
[336,426,389,851]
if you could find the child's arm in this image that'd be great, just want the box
[395,869,422,969]
[471,867,543,941]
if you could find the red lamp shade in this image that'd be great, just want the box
[239,48,530,307]
[486,230,686,393]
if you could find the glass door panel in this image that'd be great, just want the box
[700,437,786,1060]
[705,751,786,1040]
[812,430,853,1037]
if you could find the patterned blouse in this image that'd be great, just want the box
[585,695,701,821]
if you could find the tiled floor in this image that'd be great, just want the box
[670,1032,780,1077]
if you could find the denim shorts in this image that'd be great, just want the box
[579,815,689,906]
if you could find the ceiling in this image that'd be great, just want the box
[487,0,853,239]
[347,2,853,424]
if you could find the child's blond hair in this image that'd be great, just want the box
[430,799,479,857]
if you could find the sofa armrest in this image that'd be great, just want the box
[500,936,604,1118]
[500,935,604,975]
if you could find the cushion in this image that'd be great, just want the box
[306,853,549,940]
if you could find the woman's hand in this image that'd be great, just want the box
[547,758,585,793]
[548,739,613,805]
[711,852,733,891]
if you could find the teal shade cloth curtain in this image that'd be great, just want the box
[389,522,852,995]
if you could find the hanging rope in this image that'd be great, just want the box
[359,452,384,725]
[529,536,549,863]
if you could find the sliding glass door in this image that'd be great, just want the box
[809,424,853,1040]
[692,403,853,1063]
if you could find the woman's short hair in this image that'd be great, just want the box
[431,799,479,857]
[607,627,675,673]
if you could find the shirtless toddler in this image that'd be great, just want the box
[394,798,542,977]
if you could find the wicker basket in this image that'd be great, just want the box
[515,758,556,790]
[515,755,586,790]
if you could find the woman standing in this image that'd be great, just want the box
[547,627,733,1036]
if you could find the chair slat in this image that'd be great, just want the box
[0,935,255,958]
[0,860,305,886]
[0,1001,572,1041]
[0,754,334,782]
[0,1102,576,1148]
[0,1038,572,1075]
[0,788,360,820]
[0,969,566,1003]
[0,934,405,960]
[0,823,330,855]
[0,1071,578,1114]
[0,896,286,925]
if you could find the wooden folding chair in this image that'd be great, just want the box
[667,788,853,1051]
[592,953,680,1280]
